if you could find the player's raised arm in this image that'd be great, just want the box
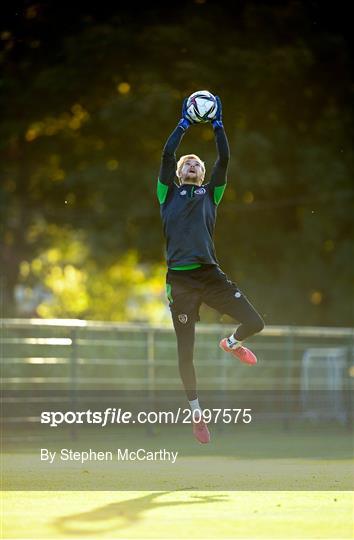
[157,99,194,204]
[209,96,230,205]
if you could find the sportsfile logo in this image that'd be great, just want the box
[40,407,253,426]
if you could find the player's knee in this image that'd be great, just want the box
[252,314,265,334]
[246,312,264,335]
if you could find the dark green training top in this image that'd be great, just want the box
[157,124,230,269]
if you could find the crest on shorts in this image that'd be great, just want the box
[178,313,188,324]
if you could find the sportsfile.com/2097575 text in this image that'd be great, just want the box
[40,408,253,427]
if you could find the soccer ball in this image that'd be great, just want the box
[186,90,217,123]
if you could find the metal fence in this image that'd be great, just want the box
[1,318,353,427]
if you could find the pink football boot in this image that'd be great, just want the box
[219,338,257,365]
[192,417,211,444]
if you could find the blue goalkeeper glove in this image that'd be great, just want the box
[177,98,193,131]
[212,95,223,129]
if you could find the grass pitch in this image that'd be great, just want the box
[2,424,353,538]
[3,489,353,539]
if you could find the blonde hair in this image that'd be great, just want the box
[176,154,205,184]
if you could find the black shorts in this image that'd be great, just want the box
[166,264,259,326]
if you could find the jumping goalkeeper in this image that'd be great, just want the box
[157,95,264,444]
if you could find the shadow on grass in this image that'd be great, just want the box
[53,490,228,536]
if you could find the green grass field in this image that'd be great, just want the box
[3,490,353,539]
[2,424,353,539]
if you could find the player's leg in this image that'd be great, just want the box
[202,267,264,365]
[166,272,210,443]
[171,310,198,402]
[170,311,211,444]
[219,290,264,364]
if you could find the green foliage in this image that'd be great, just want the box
[19,227,167,321]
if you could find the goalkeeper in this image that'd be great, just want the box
[157,95,264,444]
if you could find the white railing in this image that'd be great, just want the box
[1,318,353,428]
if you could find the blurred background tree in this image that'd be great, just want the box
[1,0,353,325]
